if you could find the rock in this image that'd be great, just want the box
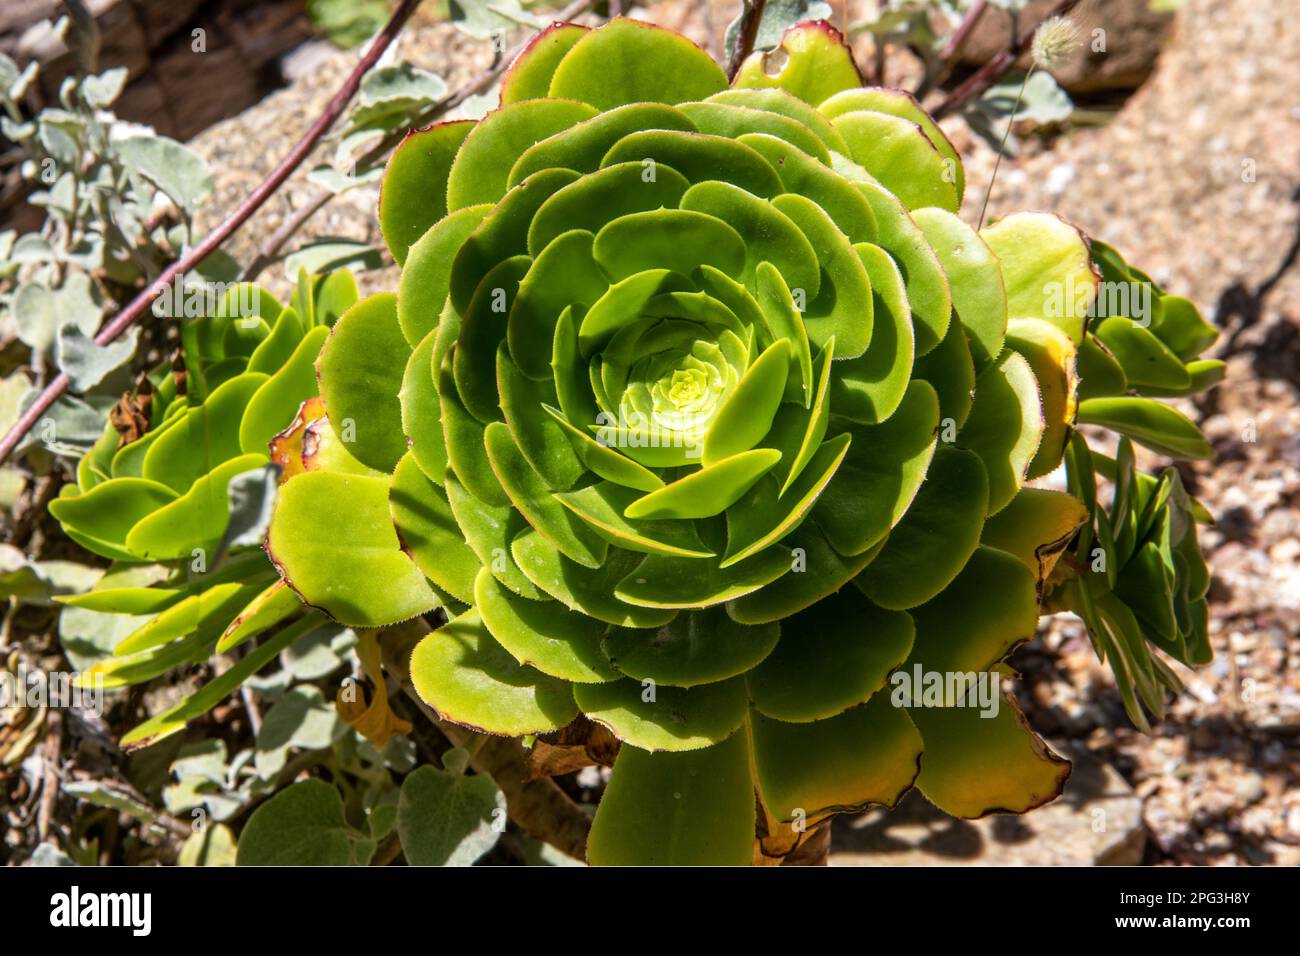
[955,0,1174,94]
[1,0,314,231]
[1266,843,1300,866]
[830,744,1146,866]
[0,0,313,141]
[1203,830,1232,852]
[1232,772,1265,807]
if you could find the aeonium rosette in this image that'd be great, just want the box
[264,18,1103,863]
[43,274,358,716]
[53,17,1223,866]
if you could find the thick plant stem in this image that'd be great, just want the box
[0,0,426,466]
[753,796,833,865]
[380,619,593,862]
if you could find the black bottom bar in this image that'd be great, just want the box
[3,863,1279,942]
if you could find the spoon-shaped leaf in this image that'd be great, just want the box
[750,692,922,825]
[624,449,782,521]
[855,445,988,609]
[731,21,862,107]
[602,606,778,688]
[316,294,411,473]
[958,351,1044,515]
[474,568,618,683]
[410,608,578,736]
[910,685,1070,818]
[267,471,437,627]
[830,110,959,213]
[547,17,728,110]
[574,675,748,751]
[981,212,1096,345]
[390,453,481,604]
[380,121,473,264]
[747,586,913,722]
[446,98,596,211]
[1076,397,1213,460]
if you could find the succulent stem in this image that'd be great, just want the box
[380,618,593,861]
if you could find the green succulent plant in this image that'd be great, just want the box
[54,18,1222,865]
[1056,434,1211,732]
[1056,240,1218,732]
[52,274,358,559]
[48,271,359,713]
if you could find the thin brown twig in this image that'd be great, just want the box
[873,0,890,86]
[37,710,62,840]
[241,190,333,283]
[931,0,1082,119]
[0,0,426,467]
[727,0,769,80]
[939,0,989,64]
[916,0,988,97]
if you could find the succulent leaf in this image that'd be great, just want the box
[910,684,1071,818]
[573,675,748,751]
[316,294,411,472]
[750,692,922,825]
[410,607,579,735]
[268,471,437,627]
[980,212,1097,345]
[731,21,862,107]
[856,445,988,609]
[747,586,913,722]
[587,729,753,866]
[380,121,474,264]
